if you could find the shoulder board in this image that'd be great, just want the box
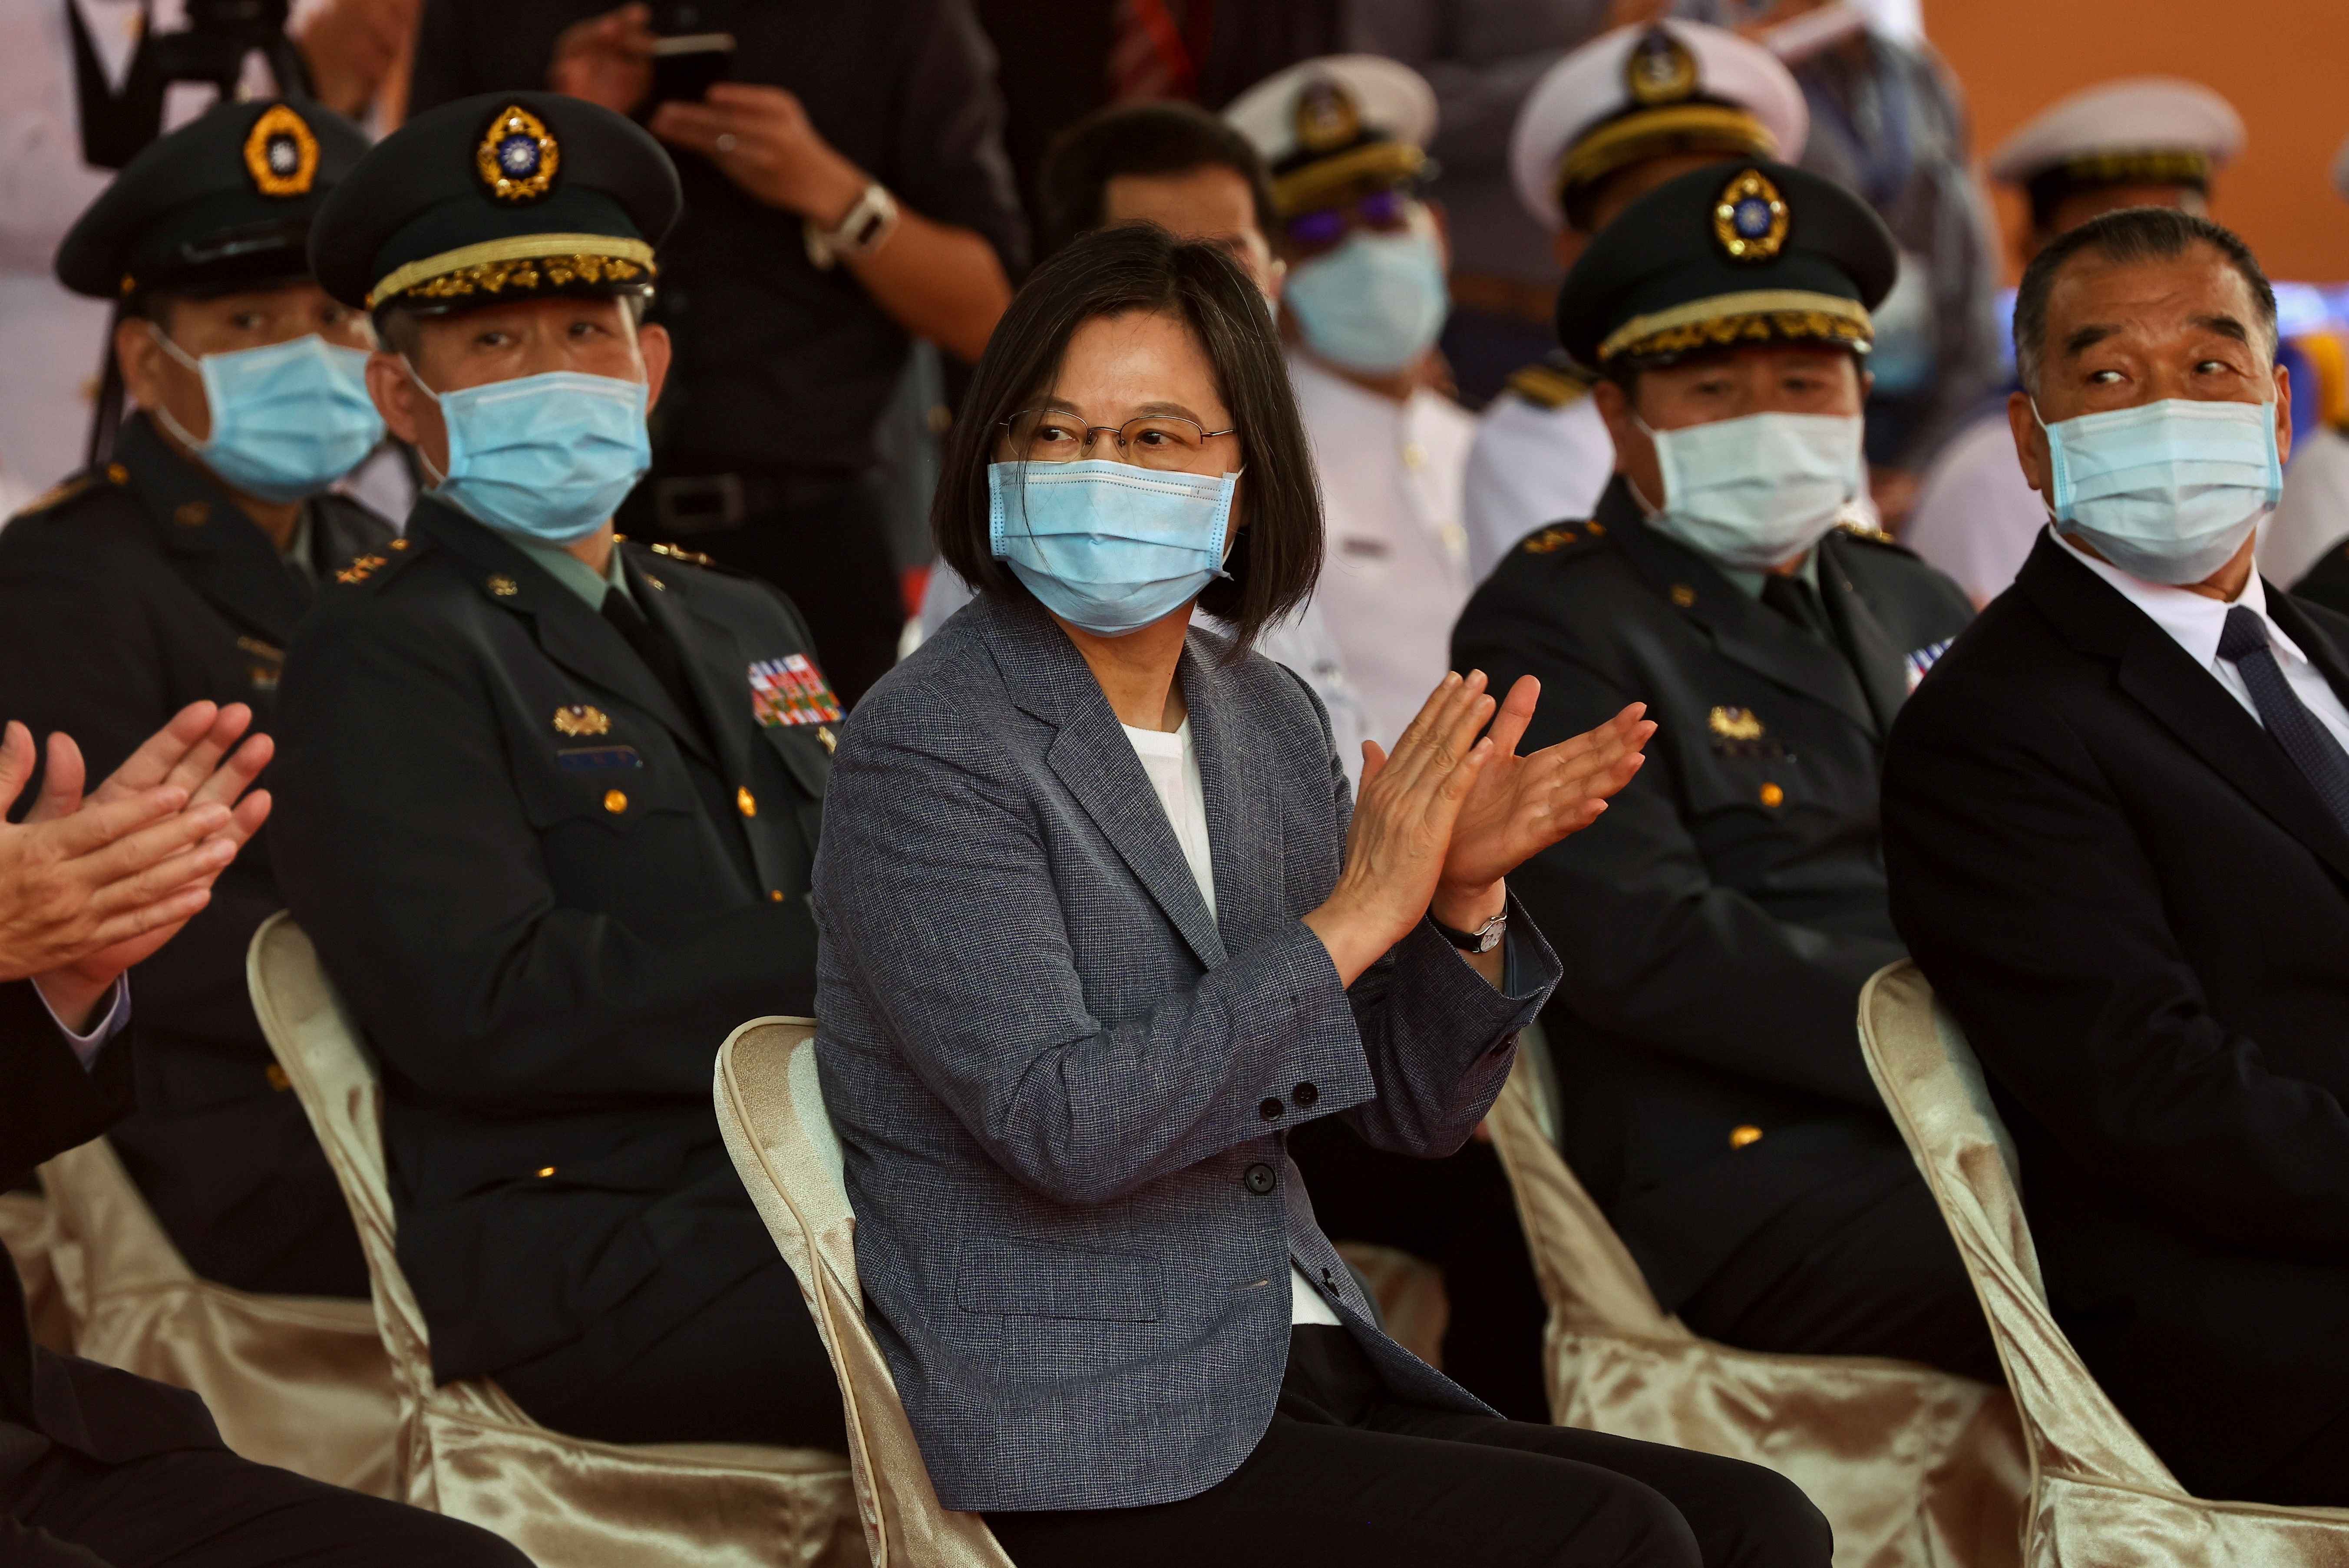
[327,534,425,588]
[1833,518,1901,546]
[642,540,715,568]
[626,537,761,582]
[1516,519,1612,558]
[1503,361,1596,411]
[10,464,125,521]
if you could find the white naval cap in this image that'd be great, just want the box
[1987,78,2243,191]
[1509,20,1807,234]
[1224,54,1437,217]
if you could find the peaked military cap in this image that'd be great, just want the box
[1224,55,1435,218]
[1555,157,1897,372]
[309,90,681,314]
[56,98,370,301]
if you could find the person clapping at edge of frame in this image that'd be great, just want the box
[1453,161,1989,1386]
[0,99,397,1301]
[405,0,1028,709]
[0,701,530,1568]
[809,222,1832,1568]
[272,92,846,1451]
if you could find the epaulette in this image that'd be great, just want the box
[1517,518,1612,558]
[1503,360,1596,411]
[1833,517,1902,547]
[327,534,424,588]
[625,537,760,582]
[10,462,126,522]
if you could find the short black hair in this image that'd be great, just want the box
[932,222,1320,658]
[1037,102,1279,259]
[2013,206,2276,394]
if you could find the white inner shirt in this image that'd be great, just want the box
[1122,719,1342,1329]
[2056,528,2349,753]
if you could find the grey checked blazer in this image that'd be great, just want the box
[811,592,1563,1512]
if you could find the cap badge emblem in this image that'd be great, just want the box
[554,704,611,737]
[1713,168,1789,262]
[244,103,320,198]
[477,104,561,202]
[1625,27,1699,107]
[1293,77,1362,155]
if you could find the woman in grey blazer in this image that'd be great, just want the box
[811,225,1830,1568]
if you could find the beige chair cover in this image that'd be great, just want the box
[248,912,859,1568]
[0,1191,72,1353]
[1483,1050,2030,1568]
[31,1130,398,1495]
[1858,960,2349,1567]
[713,1018,1015,1568]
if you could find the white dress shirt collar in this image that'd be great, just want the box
[2054,525,2310,670]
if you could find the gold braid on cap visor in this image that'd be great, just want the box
[366,234,657,309]
[1273,141,1427,218]
[2055,147,2211,187]
[1556,105,1777,206]
[1598,290,1873,364]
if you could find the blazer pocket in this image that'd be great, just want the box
[955,1238,1165,1322]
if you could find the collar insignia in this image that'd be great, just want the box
[1293,77,1363,156]
[1714,168,1789,262]
[477,104,561,203]
[1626,28,1700,107]
[244,104,320,198]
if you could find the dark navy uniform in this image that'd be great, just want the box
[0,98,387,1298]
[279,89,842,1448]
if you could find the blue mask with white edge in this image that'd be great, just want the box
[989,459,1241,637]
[149,329,385,504]
[2036,397,2282,585]
[413,365,652,546]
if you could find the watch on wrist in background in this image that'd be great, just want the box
[804,182,900,270]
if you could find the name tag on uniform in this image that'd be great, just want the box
[749,655,842,727]
[556,746,643,770]
[1904,640,1953,693]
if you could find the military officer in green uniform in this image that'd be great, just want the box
[274,92,843,1447]
[0,99,392,1297]
[1453,159,1992,1378]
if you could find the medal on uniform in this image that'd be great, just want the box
[749,655,842,727]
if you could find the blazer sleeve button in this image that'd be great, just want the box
[1259,1097,1284,1121]
[1292,1081,1318,1107]
[1242,1162,1276,1195]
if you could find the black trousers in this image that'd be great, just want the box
[497,1255,847,1452]
[0,1443,527,1567]
[1288,1118,1549,1420]
[636,469,902,710]
[986,1326,1832,1568]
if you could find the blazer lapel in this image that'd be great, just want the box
[1817,532,1913,732]
[983,597,1228,968]
[1182,633,1283,949]
[119,416,309,644]
[2020,533,2349,884]
[628,552,760,792]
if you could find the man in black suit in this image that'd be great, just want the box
[0,701,524,1566]
[1883,205,2349,1504]
[274,92,842,1449]
[0,100,398,1301]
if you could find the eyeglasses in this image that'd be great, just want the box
[1285,185,1414,256]
[1003,409,1238,473]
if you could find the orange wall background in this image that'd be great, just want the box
[1926,0,2349,283]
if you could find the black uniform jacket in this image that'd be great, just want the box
[1883,530,2349,1498]
[0,415,392,1298]
[1,983,222,1481]
[271,498,829,1385]
[1452,477,1973,1307]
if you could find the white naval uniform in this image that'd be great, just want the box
[2261,424,2349,590]
[1903,407,2043,607]
[1463,386,1613,585]
[1288,348,1477,752]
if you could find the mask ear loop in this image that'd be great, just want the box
[142,321,215,456]
[1213,465,1249,580]
[1622,409,1668,517]
[2025,397,2067,526]
[400,354,455,488]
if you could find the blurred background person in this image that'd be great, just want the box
[1227,56,1476,754]
[0,99,395,1301]
[917,99,1377,782]
[1904,78,2244,605]
[1467,19,1807,581]
[2263,136,2349,607]
[406,0,1027,709]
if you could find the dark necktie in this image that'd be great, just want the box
[2217,604,2349,835]
[601,587,703,731]
[1761,572,1837,645]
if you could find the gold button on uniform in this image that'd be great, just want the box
[1670,583,1698,607]
[1729,1125,1764,1149]
[536,1166,556,1178]
[736,786,757,817]
[264,1063,291,1092]
[769,889,785,903]
[1758,782,1784,808]
[816,724,836,755]
[603,789,628,813]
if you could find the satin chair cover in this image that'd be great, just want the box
[248,913,859,1568]
[713,1018,1015,1568]
[1484,1049,2030,1568]
[1859,960,2349,1567]
[0,1191,72,1354]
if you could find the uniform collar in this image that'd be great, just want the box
[116,413,313,635]
[507,532,635,611]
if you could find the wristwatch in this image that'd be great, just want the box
[1430,905,1508,954]
[804,182,900,271]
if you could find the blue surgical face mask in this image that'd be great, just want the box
[1635,410,1867,571]
[1282,220,1449,376]
[989,459,1240,637]
[410,363,652,545]
[149,327,384,503]
[2035,397,2282,585]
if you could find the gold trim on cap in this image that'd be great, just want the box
[1558,104,1776,202]
[244,103,320,198]
[1273,141,1427,216]
[367,234,656,308]
[2056,147,2211,188]
[1597,289,1873,364]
